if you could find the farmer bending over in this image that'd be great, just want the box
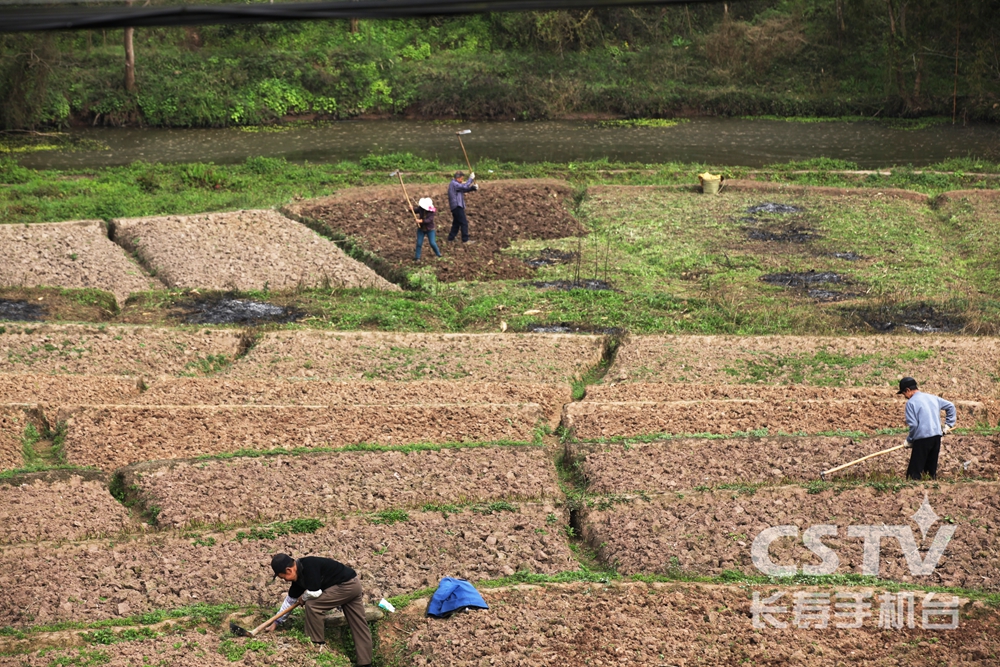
[267,553,372,666]
[414,197,442,261]
[447,170,478,244]
[898,377,956,480]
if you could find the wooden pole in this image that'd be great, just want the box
[820,443,907,480]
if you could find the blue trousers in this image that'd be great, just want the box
[415,229,441,259]
[448,207,470,242]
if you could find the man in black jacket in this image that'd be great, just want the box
[266,553,372,666]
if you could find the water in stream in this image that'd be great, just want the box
[18,118,1000,170]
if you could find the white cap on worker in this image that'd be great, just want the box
[418,197,434,210]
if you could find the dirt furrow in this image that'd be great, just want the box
[579,482,1000,590]
[227,330,605,383]
[563,399,990,440]
[60,403,546,470]
[0,373,142,405]
[121,446,559,529]
[0,503,570,627]
[571,435,1000,492]
[585,382,986,403]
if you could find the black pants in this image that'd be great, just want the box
[906,435,941,480]
[448,206,469,242]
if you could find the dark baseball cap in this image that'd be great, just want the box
[271,553,294,578]
[454,170,465,179]
[897,377,918,394]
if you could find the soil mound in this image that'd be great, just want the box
[0,374,141,405]
[561,398,988,440]
[138,377,570,425]
[228,330,605,383]
[0,298,45,321]
[112,209,398,292]
[580,483,1000,589]
[607,335,1000,394]
[0,324,242,377]
[0,503,569,626]
[287,179,585,282]
[0,474,132,544]
[570,434,1000,492]
[0,405,39,471]
[122,445,558,528]
[386,581,996,666]
[60,403,545,469]
[0,220,163,305]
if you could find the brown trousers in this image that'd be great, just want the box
[302,576,373,665]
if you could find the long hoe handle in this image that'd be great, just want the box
[458,136,472,173]
[821,443,907,480]
[249,600,302,636]
[395,171,421,225]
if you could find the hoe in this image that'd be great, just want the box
[455,129,473,173]
[230,600,302,638]
[820,443,907,481]
[389,170,422,225]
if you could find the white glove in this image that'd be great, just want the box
[904,440,912,449]
[472,184,479,191]
[469,172,475,180]
[302,590,322,600]
[275,595,297,624]
[943,424,953,435]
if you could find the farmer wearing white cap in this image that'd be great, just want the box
[414,197,442,261]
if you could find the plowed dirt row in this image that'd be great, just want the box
[563,398,989,440]
[287,179,584,282]
[0,503,569,627]
[123,446,559,528]
[0,324,243,376]
[608,335,1000,395]
[0,404,36,470]
[0,473,132,544]
[138,377,570,425]
[572,435,1000,492]
[61,403,545,470]
[112,209,398,292]
[386,582,997,667]
[0,373,141,405]
[0,220,163,304]
[228,330,605,383]
[579,483,1000,590]
[585,382,984,403]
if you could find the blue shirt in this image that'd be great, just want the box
[447,177,476,210]
[905,391,956,442]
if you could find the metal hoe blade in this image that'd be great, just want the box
[456,129,471,135]
[229,621,252,638]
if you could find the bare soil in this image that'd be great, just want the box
[385,581,998,666]
[562,398,991,440]
[0,503,570,626]
[112,209,398,292]
[570,434,1000,493]
[0,373,141,405]
[286,179,585,282]
[228,330,605,383]
[0,324,243,377]
[579,482,1000,589]
[0,286,115,323]
[122,445,559,529]
[0,220,163,305]
[139,377,570,426]
[585,382,962,402]
[0,474,132,544]
[607,335,1000,395]
[0,404,37,470]
[60,403,546,470]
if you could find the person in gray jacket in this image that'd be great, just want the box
[898,377,956,480]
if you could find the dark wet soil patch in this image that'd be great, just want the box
[807,289,859,302]
[747,202,804,214]
[175,297,304,325]
[293,180,585,283]
[526,322,625,335]
[833,251,864,261]
[761,271,844,287]
[842,303,966,333]
[523,248,578,268]
[745,227,820,243]
[0,299,46,322]
[524,279,616,291]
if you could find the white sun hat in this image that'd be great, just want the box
[418,197,434,210]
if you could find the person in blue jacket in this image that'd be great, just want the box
[446,170,478,243]
[898,377,956,480]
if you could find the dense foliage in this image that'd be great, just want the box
[0,0,998,129]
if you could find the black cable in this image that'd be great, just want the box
[1,0,728,32]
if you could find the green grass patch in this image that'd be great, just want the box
[369,509,409,526]
[598,118,689,128]
[234,518,324,542]
[82,627,162,645]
